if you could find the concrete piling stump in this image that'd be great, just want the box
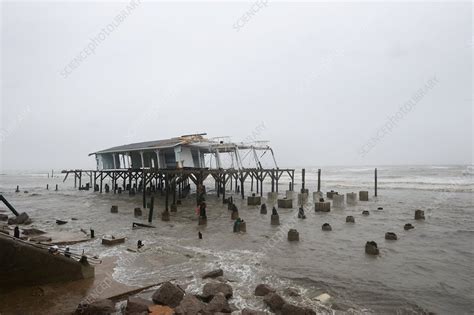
[315,202,331,212]
[110,205,118,213]
[333,194,345,208]
[271,214,280,225]
[346,192,357,205]
[326,191,338,199]
[161,211,170,221]
[134,208,142,217]
[359,191,369,201]
[346,216,355,223]
[365,241,379,255]
[277,198,293,209]
[288,229,299,241]
[248,195,262,206]
[231,211,239,220]
[415,210,425,220]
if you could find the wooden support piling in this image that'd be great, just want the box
[317,168,321,192]
[375,168,378,197]
[148,196,154,223]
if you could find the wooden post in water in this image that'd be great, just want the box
[317,169,321,192]
[79,171,82,189]
[222,173,226,203]
[301,168,306,192]
[375,168,378,197]
[240,172,245,199]
[165,175,169,211]
[46,184,49,190]
[142,171,146,208]
[148,196,154,223]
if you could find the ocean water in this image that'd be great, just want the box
[0,165,472,314]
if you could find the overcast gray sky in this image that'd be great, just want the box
[1,1,472,170]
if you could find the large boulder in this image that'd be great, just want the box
[151,281,184,308]
[174,294,205,315]
[254,284,275,296]
[263,293,286,312]
[7,212,31,225]
[75,299,115,315]
[126,297,152,314]
[205,292,231,313]
[202,282,233,300]
[202,268,224,279]
[281,303,316,315]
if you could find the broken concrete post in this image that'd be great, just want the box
[110,205,118,213]
[415,210,425,220]
[362,210,370,215]
[315,202,331,212]
[404,223,414,230]
[267,192,278,200]
[15,186,20,193]
[322,223,332,231]
[346,192,357,205]
[346,216,355,223]
[271,214,280,225]
[247,195,261,206]
[297,193,308,205]
[277,198,293,208]
[313,191,323,202]
[285,190,294,199]
[359,191,369,201]
[288,229,299,241]
[260,203,267,214]
[240,221,247,232]
[326,190,338,199]
[365,241,379,255]
[385,232,398,240]
[333,194,345,208]
[134,208,142,217]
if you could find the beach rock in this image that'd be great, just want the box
[134,208,142,217]
[22,228,45,236]
[385,232,398,240]
[362,210,370,215]
[263,293,286,312]
[151,281,184,308]
[148,305,174,315]
[202,282,233,299]
[288,229,300,241]
[110,205,118,213]
[205,292,231,313]
[242,308,266,315]
[75,299,115,315]
[0,214,8,221]
[346,216,355,223]
[404,223,414,230]
[202,268,223,279]
[174,294,205,315]
[365,241,379,255]
[126,297,153,314]
[283,287,300,297]
[7,212,31,225]
[281,303,316,315]
[322,223,332,231]
[415,209,425,220]
[254,284,275,296]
